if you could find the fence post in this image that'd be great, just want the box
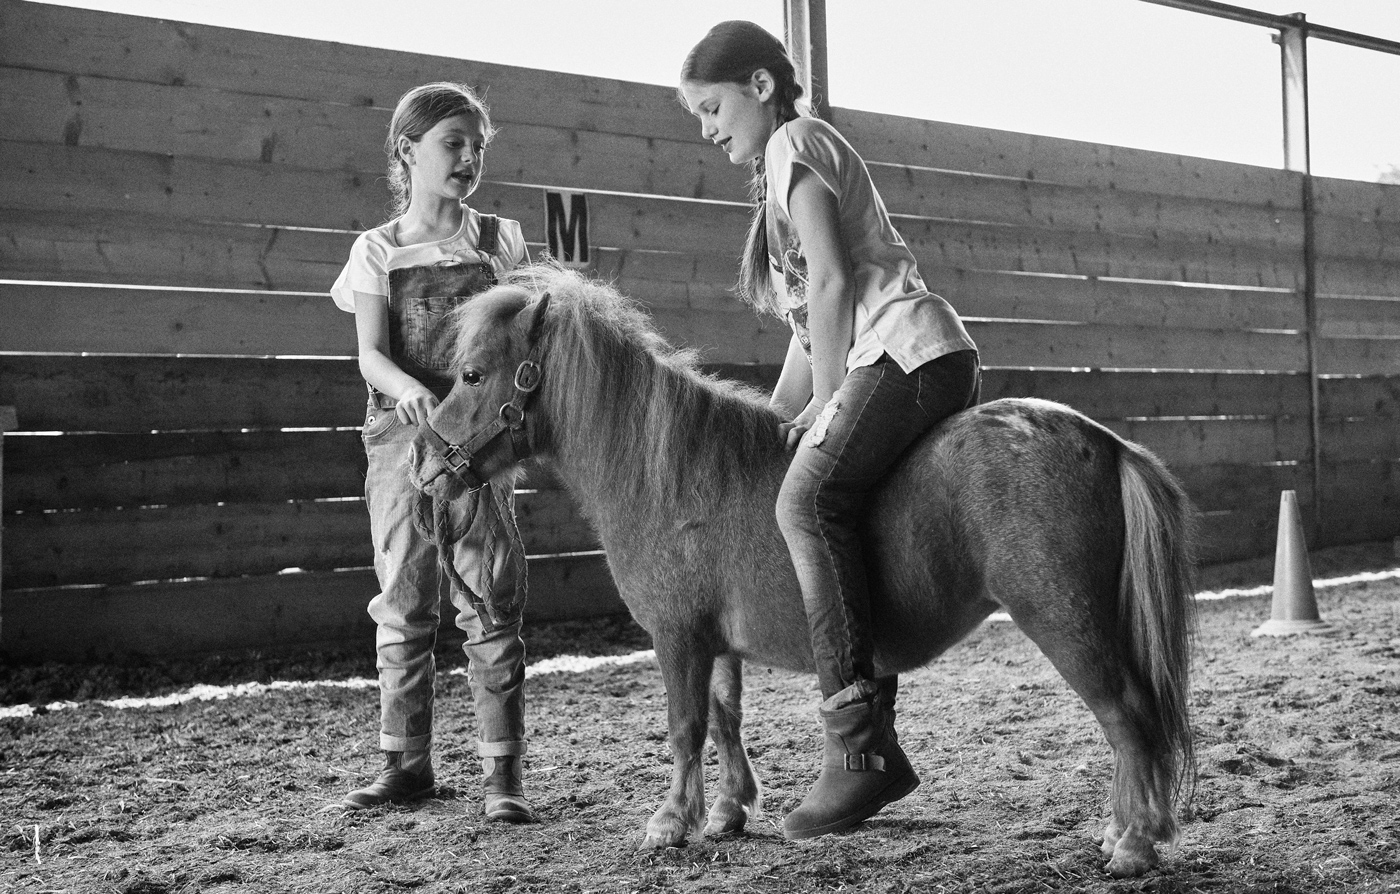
[1277,16,1324,540]
[784,0,829,122]
[0,405,15,647]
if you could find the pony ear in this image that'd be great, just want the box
[526,291,551,345]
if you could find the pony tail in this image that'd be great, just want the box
[736,158,778,315]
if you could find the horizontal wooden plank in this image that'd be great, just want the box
[1318,374,1400,419]
[0,205,744,296]
[1312,175,1400,227]
[1309,177,1400,268]
[4,499,371,588]
[3,486,598,588]
[837,107,1306,208]
[0,278,775,363]
[869,164,1303,252]
[981,369,1311,419]
[0,555,625,662]
[7,66,1302,250]
[1175,461,1311,514]
[0,208,353,292]
[1108,416,1312,467]
[4,430,366,511]
[0,137,391,233]
[0,355,365,433]
[928,268,1304,332]
[902,217,1304,290]
[1315,256,1400,301]
[968,319,1308,373]
[1195,500,1295,565]
[0,67,752,204]
[0,349,1319,441]
[1317,296,1400,339]
[0,281,358,356]
[2,137,1308,291]
[0,139,753,254]
[0,0,702,143]
[1316,335,1400,378]
[1313,215,1400,269]
[1320,419,1400,463]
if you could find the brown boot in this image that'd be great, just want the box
[482,756,536,823]
[783,682,920,839]
[342,751,435,810]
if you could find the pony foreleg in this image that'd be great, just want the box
[641,635,714,850]
[703,653,761,836]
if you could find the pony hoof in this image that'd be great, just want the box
[703,804,750,837]
[1105,838,1159,878]
[641,817,690,850]
[639,831,687,851]
[1100,819,1123,859]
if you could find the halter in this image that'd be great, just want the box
[417,294,549,491]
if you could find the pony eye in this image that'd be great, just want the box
[462,368,483,386]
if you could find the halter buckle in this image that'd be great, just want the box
[514,360,542,392]
[442,444,473,474]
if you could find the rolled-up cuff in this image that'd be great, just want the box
[380,732,432,753]
[477,740,527,758]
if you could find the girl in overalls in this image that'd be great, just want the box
[680,22,981,839]
[330,82,534,822]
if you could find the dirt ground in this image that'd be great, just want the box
[3,540,1398,894]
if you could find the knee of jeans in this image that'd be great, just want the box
[464,629,525,670]
[775,477,816,540]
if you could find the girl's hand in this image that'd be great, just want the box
[779,398,826,450]
[395,385,439,426]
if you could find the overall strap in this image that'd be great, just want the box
[476,213,500,257]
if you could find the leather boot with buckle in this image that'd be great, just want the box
[482,756,536,823]
[342,751,435,810]
[783,681,920,839]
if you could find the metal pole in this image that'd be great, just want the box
[783,0,829,121]
[1139,0,1400,55]
[1277,16,1310,174]
[1274,16,1324,537]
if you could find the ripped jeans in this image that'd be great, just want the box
[776,350,980,700]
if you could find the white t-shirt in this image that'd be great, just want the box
[765,116,976,373]
[330,207,529,312]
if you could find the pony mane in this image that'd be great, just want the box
[484,263,788,516]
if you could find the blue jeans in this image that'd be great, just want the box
[776,350,980,700]
[363,404,527,758]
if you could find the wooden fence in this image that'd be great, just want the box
[1,0,1396,662]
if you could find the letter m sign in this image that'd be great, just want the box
[545,190,590,267]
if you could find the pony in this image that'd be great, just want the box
[408,264,1197,878]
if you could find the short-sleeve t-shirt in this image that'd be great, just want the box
[765,116,975,373]
[330,207,529,312]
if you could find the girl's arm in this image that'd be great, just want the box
[782,164,855,447]
[353,289,437,425]
[771,334,813,418]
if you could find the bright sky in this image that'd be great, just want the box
[36,0,1400,182]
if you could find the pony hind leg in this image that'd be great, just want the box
[1012,607,1180,877]
[703,653,761,836]
[642,631,715,849]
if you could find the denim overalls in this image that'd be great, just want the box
[360,214,529,761]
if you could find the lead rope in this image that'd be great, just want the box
[413,486,527,633]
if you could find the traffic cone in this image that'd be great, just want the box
[1251,490,1334,637]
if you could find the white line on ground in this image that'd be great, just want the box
[2,569,1394,720]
